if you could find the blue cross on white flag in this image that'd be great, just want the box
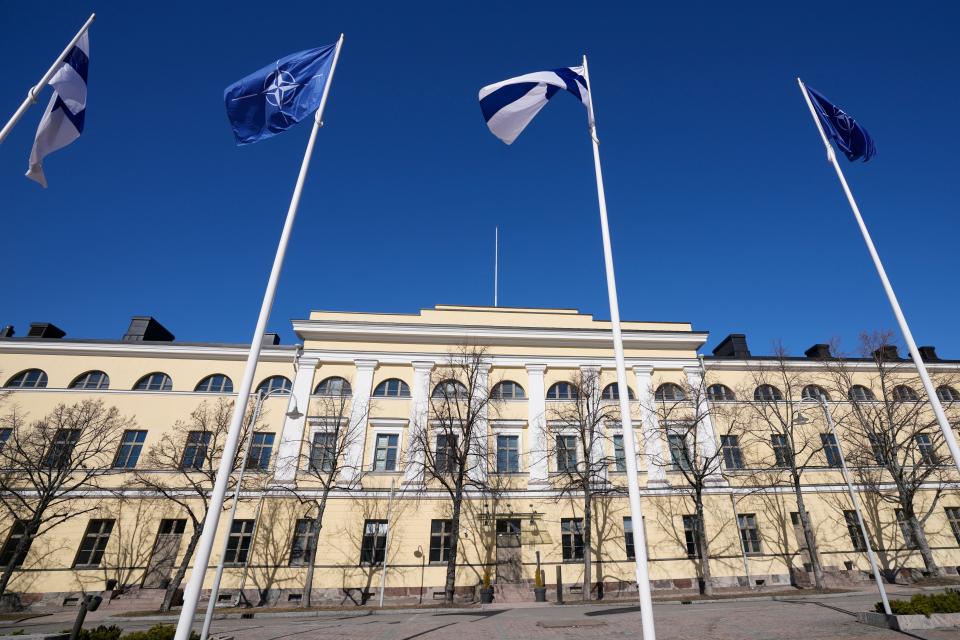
[224,43,336,145]
[26,31,89,188]
[478,67,589,145]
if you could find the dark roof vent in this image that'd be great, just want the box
[27,323,66,339]
[0,325,14,338]
[872,345,900,362]
[262,332,281,347]
[804,344,832,359]
[919,346,940,362]
[123,316,175,342]
[712,334,751,359]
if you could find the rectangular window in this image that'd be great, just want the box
[496,434,520,473]
[224,520,255,565]
[181,431,212,470]
[308,432,335,472]
[868,433,886,465]
[73,519,114,568]
[821,433,842,467]
[372,433,399,471]
[844,510,867,551]
[668,432,690,471]
[360,520,387,565]
[624,517,635,559]
[738,514,761,554]
[247,432,275,470]
[721,435,744,470]
[945,507,960,546]
[158,519,186,535]
[896,509,918,550]
[561,518,584,561]
[429,519,453,563]
[113,430,147,469]
[682,515,701,558]
[613,434,626,472]
[916,434,937,465]
[289,518,318,566]
[0,428,11,454]
[556,435,578,472]
[45,429,80,469]
[435,434,458,474]
[771,434,792,468]
[0,521,31,568]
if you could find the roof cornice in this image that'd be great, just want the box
[0,340,295,362]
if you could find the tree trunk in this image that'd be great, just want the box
[303,493,331,608]
[793,482,824,590]
[161,530,201,612]
[444,491,463,603]
[0,532,33,597]
[695,495,713,596]
[905,506,940,576]
[582,488,592,602]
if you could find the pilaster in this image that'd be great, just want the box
[273,357,318,484]
[634,364,668,488]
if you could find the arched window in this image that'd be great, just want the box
[601,383,636,401]
[256,376,291,395]
[937,385,960,403]
[70,370,110,390]
[801,385,830,402]
[195,374,233,393]
[848,385,875,402]
[5,369,48,389]
[432,379,468,399]
[892,385,919,402]
[655,383,685,402]
[314,376,352,397]
[491,381,525,400]
[754,384,783,402]
[373,378,410,398]
[546,382,578,401]
[134,372,172,391]
[707,384,735,402]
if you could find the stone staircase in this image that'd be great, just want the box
[100,587,168,612]
[493,581,535,603]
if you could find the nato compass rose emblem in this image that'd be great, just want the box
[230,62,325,126]
[832,106,854,132]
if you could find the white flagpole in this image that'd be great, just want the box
[173,33,345,640]
[797,78,960,478]
[0,13,95,145]
[494,226,499,307]
[582,55,656,640]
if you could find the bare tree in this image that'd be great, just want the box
[736,347,827,590]
[825,332,960,577]
[134,398,259,611]
[406,345,500,603]
[283,382,370,607]
[541,369,620,601]
[0,399,132,598]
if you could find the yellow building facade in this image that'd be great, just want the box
[1,305,959,608]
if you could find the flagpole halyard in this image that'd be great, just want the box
[797,77,960,479]
[0,12,94,145]
[582,54,656,640]
[173,33,345,640]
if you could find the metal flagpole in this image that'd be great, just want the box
[0,13,95,145]
[582,55,656,640]
[173,33,345,640]
[494,226,499,307]
[818,396,891,615]
[797,78,960,478]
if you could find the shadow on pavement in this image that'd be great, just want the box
[584,606,643,617]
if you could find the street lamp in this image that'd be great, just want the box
[199,386,303,640]
[794,394,891,615]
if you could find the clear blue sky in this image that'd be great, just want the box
[2,1,958,358]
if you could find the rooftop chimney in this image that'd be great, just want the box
[873,345,900,362]
[0,325,14,338]
[712,334,751,359]
[804,344,833,359]
[262,332,281,346]
[27,322,66,339]
[919,346,940,362]
[123,316,174,342]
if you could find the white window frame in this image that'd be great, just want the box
[491,421,524,474]
[369,419,406,473]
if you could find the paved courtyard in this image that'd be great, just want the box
[6,591,960,640]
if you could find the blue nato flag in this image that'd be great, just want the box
[806,86,877,162]
[224,43,336,145]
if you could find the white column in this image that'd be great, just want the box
[634,365,667,488]
[273,357,318,484]
[469,363,491,484]
[526,364,549,485]
[581,365,608,480]
[684,365,726,486]
[403,361,434,485]
[341,359,378,485]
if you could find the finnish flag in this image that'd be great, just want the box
[479,67,589,145]
[26,31,89,187]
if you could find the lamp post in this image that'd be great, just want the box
[199,387,303,640]
[795,395,891,615]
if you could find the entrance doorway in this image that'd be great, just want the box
[496,519,522,583]
[142,519,186,589]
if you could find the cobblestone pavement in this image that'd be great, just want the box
[6,591,960,640]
